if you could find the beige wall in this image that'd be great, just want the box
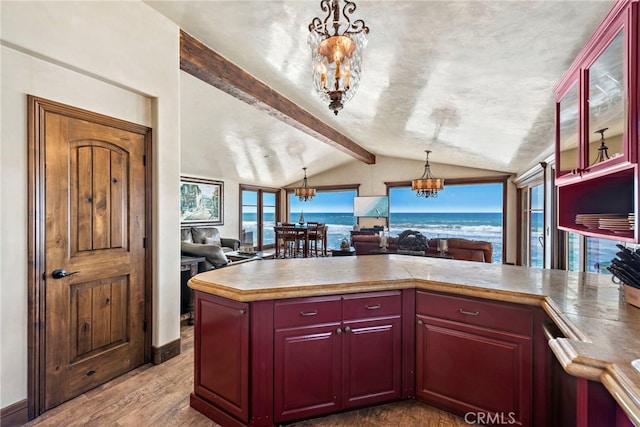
[1,1,181,408]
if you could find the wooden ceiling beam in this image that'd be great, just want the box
[180,30,376,165]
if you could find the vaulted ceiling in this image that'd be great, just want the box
[145,0,615,185]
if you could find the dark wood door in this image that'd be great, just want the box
[40,102,148,410]
[416,315,532,426]
[342,316,402,408]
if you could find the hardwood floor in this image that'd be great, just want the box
[25,325,472,427]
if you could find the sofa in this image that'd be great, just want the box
[180,226,241,271]
[351,233,493,263]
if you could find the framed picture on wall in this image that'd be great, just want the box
[353,195,389,218]
[180,176,224,225]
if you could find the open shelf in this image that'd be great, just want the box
[557,166,637,242]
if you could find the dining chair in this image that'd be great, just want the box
[308,223,327,257]
[280,224,300,258]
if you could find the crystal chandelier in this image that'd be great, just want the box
[308,0,369,115]
[412,150,445,198]
[294,167,317,202]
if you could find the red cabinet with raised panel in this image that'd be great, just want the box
[415,291,533,426]
[273,291,403,423]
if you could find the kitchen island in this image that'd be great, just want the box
[188,255,640,426]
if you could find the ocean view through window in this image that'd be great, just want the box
[288,189,358,250]
[282,183,504,263]
[389,184,504,264]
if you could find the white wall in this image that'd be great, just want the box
[1,1,181,408]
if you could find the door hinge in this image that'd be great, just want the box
[143,319,147,332]
[143,155,146,166]
[143,237,147,248]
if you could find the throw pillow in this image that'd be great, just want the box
[205,236,221,246]
[181,242,229,269]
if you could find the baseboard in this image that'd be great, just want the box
[1,399,28,427]
[151,337,181,365]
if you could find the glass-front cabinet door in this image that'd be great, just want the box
[555,4,634,182]
[554,0,638,243]
[556,80,580,176]
[586,29,626,171]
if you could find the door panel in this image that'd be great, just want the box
[42,110,147,410]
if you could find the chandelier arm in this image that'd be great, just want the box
[351,20,369,34]
[340,0,354,33]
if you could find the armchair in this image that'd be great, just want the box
[180,226,241,271]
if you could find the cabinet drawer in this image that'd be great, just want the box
[342,291,401,320]
[275,296,341,328]
[416,291,532,336]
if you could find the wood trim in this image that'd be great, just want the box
[27,95,154,418]
[144,127,153,365]
[385,175,511,188]
[27,95,46,419]
[285,183,361,192]
[0,399,29,427]
[179,30,375,165]
[151,338,181,365]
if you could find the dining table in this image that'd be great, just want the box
[273,224,317,258]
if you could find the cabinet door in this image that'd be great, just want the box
[274,322,342,423]
[342,316,402,408]
[556,78,581,177]
[416,315,532,426]
[194,293,249,422]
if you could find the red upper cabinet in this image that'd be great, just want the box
[555,0,639,241]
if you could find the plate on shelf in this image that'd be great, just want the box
[577,213,631,229]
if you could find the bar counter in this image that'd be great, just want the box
[189,255,640,424]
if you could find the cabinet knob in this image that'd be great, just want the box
[344,326,351,333]
[416,319,423,325]
[336,328,343,335]
[239,309,246,315]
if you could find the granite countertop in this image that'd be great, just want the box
[189,255,640,424]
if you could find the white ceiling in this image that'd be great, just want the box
[145,0,615,184]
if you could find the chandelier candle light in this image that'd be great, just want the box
[294,167,317,202]
[412,150,445,198]
[308,0,369,115]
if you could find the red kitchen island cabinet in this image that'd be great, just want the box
[415,290,533,426]
[273,295,343,422]
[274,291,404,423]
[187,255,640,426]
[191,289,411,427]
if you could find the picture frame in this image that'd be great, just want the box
[353,195,389,218]
[180,176,224,225]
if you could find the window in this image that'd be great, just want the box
[528,184,544,268]
[518,180,545,268]
[563,232,623,274]
[240,185,280,251]
[586,237,620,274]
[566,232,581,271]
[388,181,504,264]
[288,188,358,250]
